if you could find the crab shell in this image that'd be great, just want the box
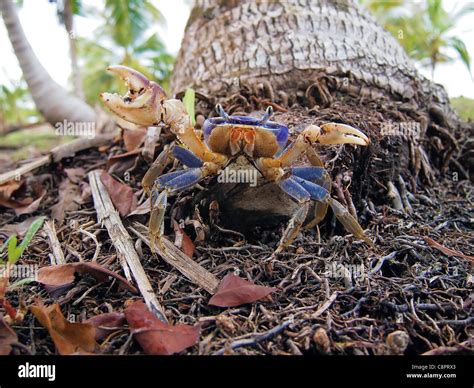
[202,115,289,158]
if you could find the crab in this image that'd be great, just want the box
[101,65,372,255]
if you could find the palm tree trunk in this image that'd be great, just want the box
[63,0,85,100]
[0,0,95,125]
[171,0,457,126]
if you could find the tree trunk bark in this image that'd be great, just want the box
[171,0,456,127]
[0,0,95,125]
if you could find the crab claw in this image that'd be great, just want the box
[304,123,369,146]
[100,65,167,127]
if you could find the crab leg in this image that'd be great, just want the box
[290,166,332,229]
[148,162,221,251]
[274,176,330,254]
[142,144,173,194]
[328,198,373,246]
[171,145,205,168]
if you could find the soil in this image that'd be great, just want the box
[0,101,472,355]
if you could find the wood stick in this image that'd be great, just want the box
[311,291,339,319]
[88,170,167,322]
[130,223,220,294]
[0,156,50,185]
[43,220,66,265]
[142,125,162,162]
[0,132,118,185]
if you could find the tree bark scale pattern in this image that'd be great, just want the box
[171,0,455,124]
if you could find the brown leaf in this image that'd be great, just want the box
[0,216,42,238]
[173,220,195,258]
[0,180,29,210]
[0,316,18,355]
[123,128,147,151]
[0,180,23,200]
[100,171,137,217]
[30,300,97,355]
[125,301,200,355]
[37,262,137,294]
[107,148,142,163]
[64,168,85,184]
[107,149,141,176]
[127,197,151,216]
[85,312,126,341]
[208,274,277,307]
[14,184,46,216]
[424,236,474,263]
[51,178,82,223]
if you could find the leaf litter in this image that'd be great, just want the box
[0,104,472,355]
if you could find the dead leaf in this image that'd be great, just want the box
[0,316,17,355]
[37,262,137,294]
[208,274,277,307]
[85,312,126,341]
[64,168,85,184]
[127,197,151,216]
[106,148,142,176]
[0,180,23,200]
[424,236,474,263]
[100,171,137,217]
[125,301,200,355]
[123,128,147,151]
[0,180,30,210]
[173,220,195,258]
[107,148,142,165]
[14,184,46,216]
[30,300,97,355]
[0,216,42,238]
[51,178,82,223]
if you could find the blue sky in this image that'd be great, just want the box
[1,0,473,98]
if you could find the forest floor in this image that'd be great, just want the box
[0,108,472,356]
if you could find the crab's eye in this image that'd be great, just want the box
[215,104,229,120]
[260,106,274,124]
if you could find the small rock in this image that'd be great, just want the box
[313,327,331,354]
[386,330,410,355]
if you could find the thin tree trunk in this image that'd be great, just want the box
[63,0,85,100]
[0,0,95,125]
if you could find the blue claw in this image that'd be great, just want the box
[157,168,204,192]
[172,146,203,168]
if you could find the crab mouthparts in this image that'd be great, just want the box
[230,127,256,155]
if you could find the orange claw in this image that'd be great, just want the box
[100,65,167,127]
